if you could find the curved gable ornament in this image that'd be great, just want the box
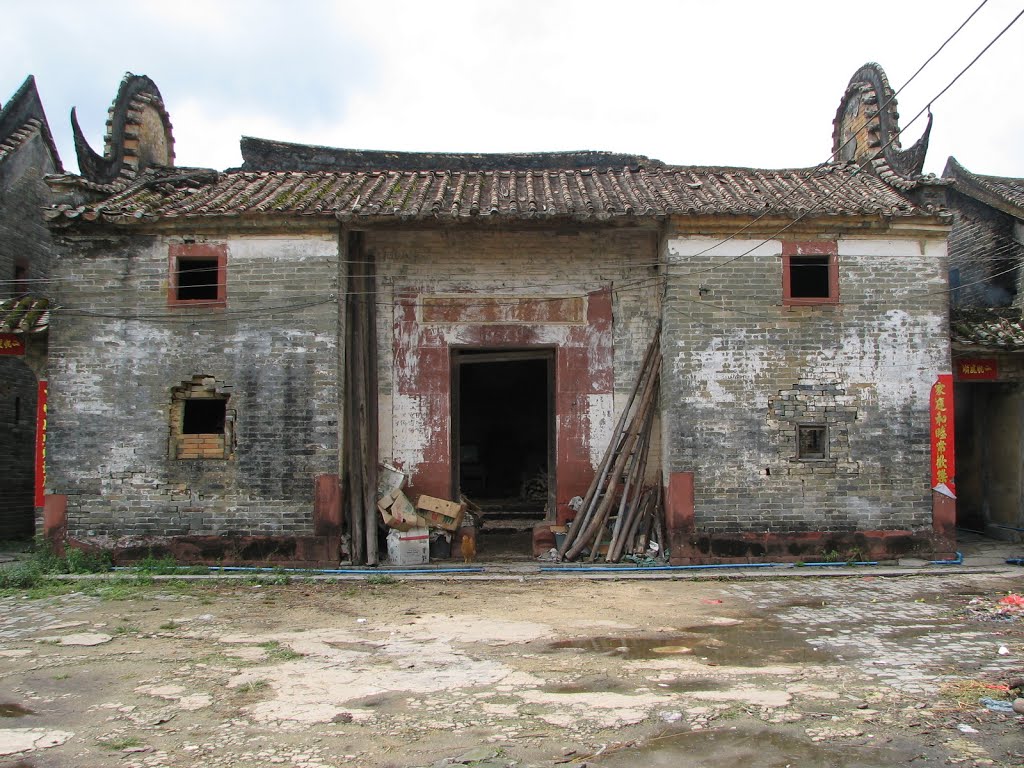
[72,73,174,185]
[832,63,931,189]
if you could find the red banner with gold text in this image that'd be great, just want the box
[930,374,955,495]
[34,380,47,507]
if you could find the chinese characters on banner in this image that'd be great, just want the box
[0,333,25,355]
[930,374,955,495]
[34,380,47,507]
[956,358,998,380]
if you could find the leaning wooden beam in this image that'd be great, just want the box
[564,349,661,561]
[558,327,661,559]
[607,399,657,562]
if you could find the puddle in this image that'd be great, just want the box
[654,677,728,693]
[0,702,34,718]
[598,724,928,768]
[547,621,832,666]
[344,692,409,710]
[541,675,630,694]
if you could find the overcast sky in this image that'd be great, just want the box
[3,1,1022,178]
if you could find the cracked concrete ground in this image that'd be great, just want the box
[1,543,1023,767]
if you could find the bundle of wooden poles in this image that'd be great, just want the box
[557,327,665,563]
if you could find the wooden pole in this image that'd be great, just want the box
[558,327,661,560]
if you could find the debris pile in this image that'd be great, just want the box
[558,327,666,563]
[965,593,1024,622]
[376,464,469,565]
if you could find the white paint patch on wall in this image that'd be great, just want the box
[227,236,337,262]
[390,393,431,474]
[839,309,940,408]
[588,393,615,469]
[673,331,770,407]
[666,237,782,261]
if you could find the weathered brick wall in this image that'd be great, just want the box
[663,234,949,534]
[0,131,56,297]
[946,190,1022,308]
[46,234,340,541]
[369,227,662,512]
[0,127,56,539]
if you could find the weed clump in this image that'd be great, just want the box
[0,542,111,591]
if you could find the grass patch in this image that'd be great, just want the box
[131,552,208,576]
[259,640,304,661]
[939,678,1010,708]
[159,620,178,631]
[0,542,111,592]
[366,574,398,586]
[78,575,153,601]
[245,568,292,586]
[97,736,143,751]
[114,624,141,636]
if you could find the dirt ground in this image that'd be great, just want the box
[1,570,1023,768]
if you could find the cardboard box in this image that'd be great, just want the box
[415,494,466,531]
[377,489,427,531]
[386,527,429,566]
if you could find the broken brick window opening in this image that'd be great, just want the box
[182,398,226,434]
[170,376,233,460]
[797,424,828,460]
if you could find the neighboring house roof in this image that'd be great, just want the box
[951,307,1024,350]
[238,136,665,173]
[45,158,938,226]
[0,75,62,172]
[944,157,1024,219]
[0,296,50,334]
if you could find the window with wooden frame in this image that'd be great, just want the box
[170,376,234,460]
[168,243,227,307]
[782,241,838,305]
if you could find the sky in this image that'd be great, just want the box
[2,0,1022,178]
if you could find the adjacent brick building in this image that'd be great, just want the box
[945,158,1024,538]
[0,76,60,539]
[39,63,956,565]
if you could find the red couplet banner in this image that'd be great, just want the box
[34,380,47,507]
[930,374,955,495]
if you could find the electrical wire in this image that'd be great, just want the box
[6,6,1020,327]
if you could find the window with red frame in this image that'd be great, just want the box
[169,243,226,306]
[782,242,838,305]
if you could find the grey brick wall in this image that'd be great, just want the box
[662,235,949,534]
[0,127,57,538]
[46,234,340,539]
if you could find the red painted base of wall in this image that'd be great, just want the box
[668,529,955,565]
[663,472,958,565]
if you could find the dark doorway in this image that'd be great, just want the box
[452,349,554,537]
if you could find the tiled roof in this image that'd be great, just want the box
[0,75,62,172]
[45,160,936,226]
[0,117,45,165]
[945,157,1024,218]
[951,307,1024,350]
[0,296,50,334]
